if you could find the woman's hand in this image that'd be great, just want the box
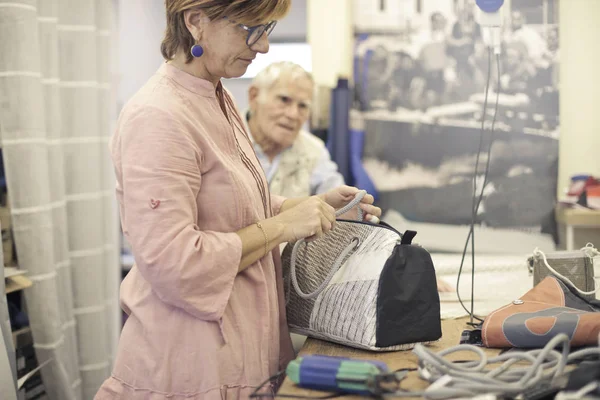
[274,196,337,243]
[437,278,455,293]
[318,185,382,223]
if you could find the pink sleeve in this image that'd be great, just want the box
[119,106,241,321]
[271,194,287,215]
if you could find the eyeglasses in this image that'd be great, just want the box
[224,17,277,47]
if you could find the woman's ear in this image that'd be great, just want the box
[183,8,207,41]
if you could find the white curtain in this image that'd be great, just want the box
[0,1,120,399]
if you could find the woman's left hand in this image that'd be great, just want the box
[318,185,382,223]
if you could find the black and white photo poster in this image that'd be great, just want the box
[353,0,560,252]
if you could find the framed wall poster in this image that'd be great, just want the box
[352,0,560,253]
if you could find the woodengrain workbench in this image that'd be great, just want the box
[278,317,501,399]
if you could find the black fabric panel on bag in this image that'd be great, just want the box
[401,230,417,245]
[375,242,442,348]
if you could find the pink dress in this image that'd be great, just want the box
[95,63,294,399]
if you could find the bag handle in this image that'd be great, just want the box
[334,190,366,222]
[289,191,366,300]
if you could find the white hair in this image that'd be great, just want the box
[251,61,314,94]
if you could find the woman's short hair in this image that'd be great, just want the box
[161,0,290,63]
[251,61,314,97]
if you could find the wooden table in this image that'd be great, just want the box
[555,206,600,250]
[278,318,501,399]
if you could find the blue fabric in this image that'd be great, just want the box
[327,79,352,185]
[349,129,378,201]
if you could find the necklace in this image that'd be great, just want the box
[216,83,272,219]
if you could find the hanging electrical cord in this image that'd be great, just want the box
[456,44,502,326]
[455,46,492,324]
[249,370,342,399]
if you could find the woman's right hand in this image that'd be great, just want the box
[274,196,336,243]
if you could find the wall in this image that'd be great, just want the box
[116,0,600,197]
[116,0,308,111]
[307,0,600,197]
[268,0,308,40]
[557,0,600,195]
[117,0,166,109]
[307,0,353,89]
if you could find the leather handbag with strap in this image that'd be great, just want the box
[483,244,600,348]
[281,191,442,351]
[482,276,600,348]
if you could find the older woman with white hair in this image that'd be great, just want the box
[245,61,345,198]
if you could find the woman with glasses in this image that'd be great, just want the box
[95,1,381,399]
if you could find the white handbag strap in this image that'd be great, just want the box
[533,243,600,296]
[289,191,366,300]
[334,190,366,221]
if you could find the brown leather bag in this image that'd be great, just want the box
[482,276,600,348]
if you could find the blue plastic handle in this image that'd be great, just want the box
[296,355,388,394]
[299,356,343,388]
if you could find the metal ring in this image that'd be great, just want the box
[352,237,361,250]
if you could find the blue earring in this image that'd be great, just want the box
[191,44,204,58]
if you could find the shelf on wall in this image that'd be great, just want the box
[5,266,32,294]
[5,275,32,294]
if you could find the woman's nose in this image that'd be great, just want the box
[251,33,270,54]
